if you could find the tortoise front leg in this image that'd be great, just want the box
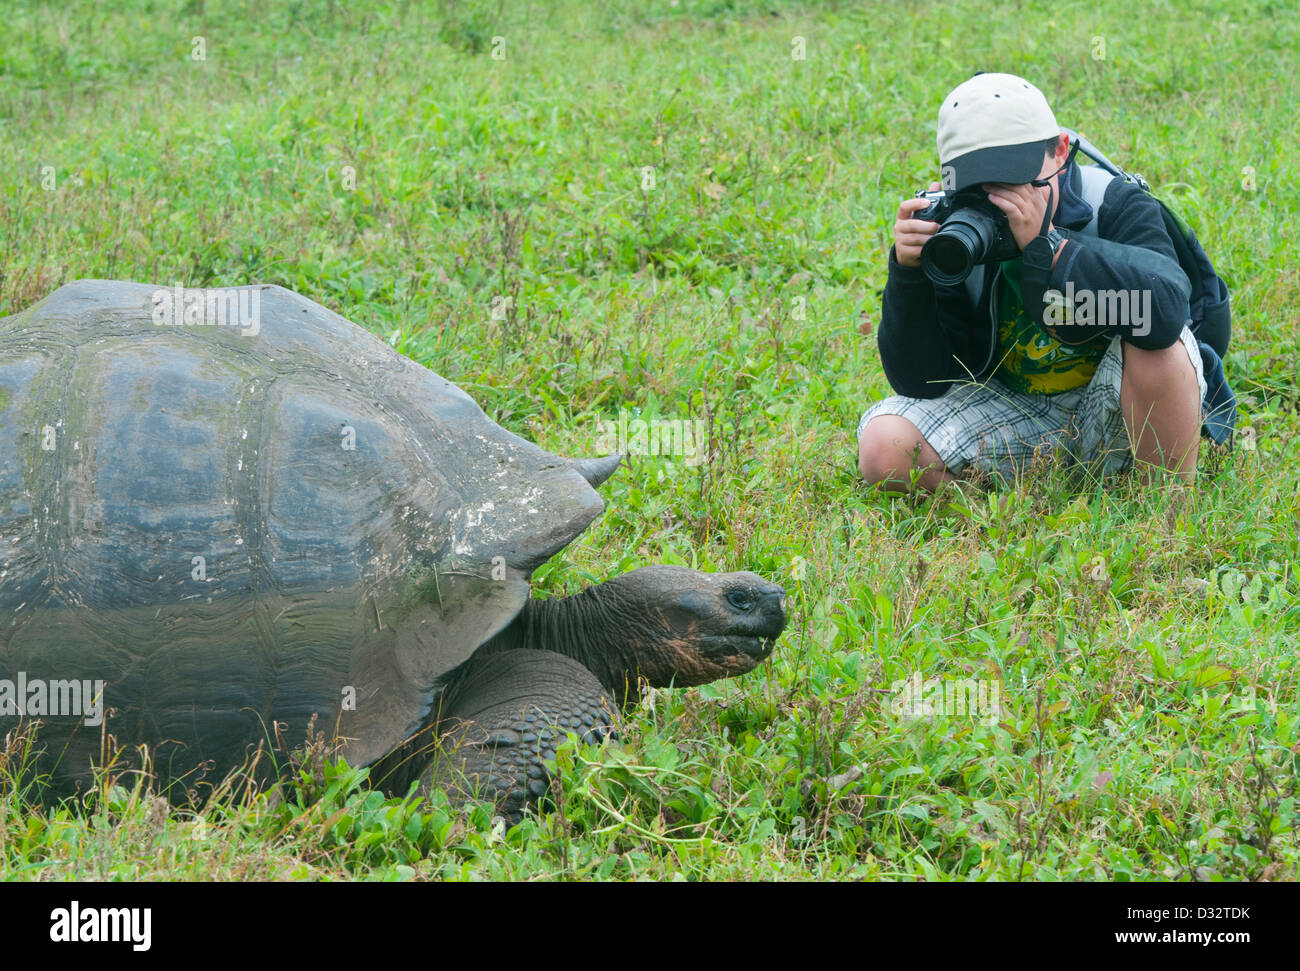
[423,649,616,824]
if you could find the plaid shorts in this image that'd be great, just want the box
[856,326,1207,479]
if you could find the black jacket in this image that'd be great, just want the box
[878,159,1194,399]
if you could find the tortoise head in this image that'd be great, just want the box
[588,565,787,691]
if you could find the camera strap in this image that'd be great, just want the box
[1017,180,1059,328]
[1037,183,1055,240]
[1026,138,1078,241]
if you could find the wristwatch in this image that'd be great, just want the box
[1022,227,1066,279]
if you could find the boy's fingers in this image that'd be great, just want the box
[896,197,930,220]
[984,190,1010,211]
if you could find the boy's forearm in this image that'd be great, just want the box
[1041,186,1191,347]
[1045,231,1191,347]
[878,248,962,398]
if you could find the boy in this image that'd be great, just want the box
[858,73,1216,490]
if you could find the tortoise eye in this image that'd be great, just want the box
[726,590,754,612]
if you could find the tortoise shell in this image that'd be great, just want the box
[0,280,607,794]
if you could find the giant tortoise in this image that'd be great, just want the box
[0,280,786,819]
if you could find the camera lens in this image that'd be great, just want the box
[920,207,1001,285]
[923,231,977,285]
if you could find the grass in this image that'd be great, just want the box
[1,0,1298,880]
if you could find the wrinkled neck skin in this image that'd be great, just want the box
[482,585,651,709]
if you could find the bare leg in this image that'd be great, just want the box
[858,414,956,492]
[1120,341,1200,482]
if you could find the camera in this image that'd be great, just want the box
[913,188,1021,285]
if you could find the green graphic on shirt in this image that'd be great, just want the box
[993,259,1109,395]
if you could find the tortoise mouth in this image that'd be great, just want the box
[699,632,779,664]
[720,596,786,661]
[686,590,786,666]
[751,635,778,663]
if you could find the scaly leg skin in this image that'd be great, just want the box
[422,648,616,825]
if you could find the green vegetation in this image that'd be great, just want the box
[1,0,1297,880]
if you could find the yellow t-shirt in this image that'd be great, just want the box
[993,260,1109,394]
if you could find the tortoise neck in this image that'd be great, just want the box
[516,586,646,709]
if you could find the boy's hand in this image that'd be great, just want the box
[893,181,942,268]
[982,181,1053,251]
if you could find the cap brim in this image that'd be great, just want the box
[944,142,1045,191]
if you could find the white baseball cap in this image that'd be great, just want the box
[936,73,1060,191]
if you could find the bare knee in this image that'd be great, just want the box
[858,415,948,489]
[1122,341,1197,402]
[1120,340,1200,478]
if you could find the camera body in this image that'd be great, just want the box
[914,188,1021,285]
